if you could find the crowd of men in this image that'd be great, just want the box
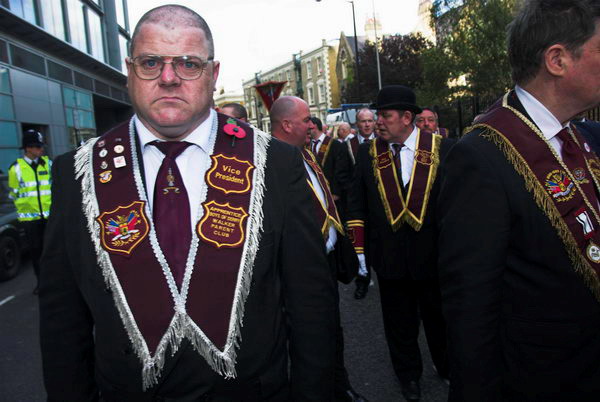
[21,0,600,401]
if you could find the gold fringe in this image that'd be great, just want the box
[480,127,600,303]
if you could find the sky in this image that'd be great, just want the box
[127,0,421,94]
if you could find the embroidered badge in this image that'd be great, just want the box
[96,201,149,255]
[163,167,181,194]
[587,241,600,263]
[415,149,434,166]
[573,167,590,184]
[206,154,255,194]
[223,118,246,139]
[197,201,248,248]
[376,152,393,169]
[99,170,112,184]
[545,169,576,202]
[100,161,108,170]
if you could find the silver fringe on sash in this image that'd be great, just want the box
[74,116,271,390]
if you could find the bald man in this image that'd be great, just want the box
[271,96,366,402]
[39,7,336,401]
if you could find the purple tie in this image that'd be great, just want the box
[152,141,192,288]
[392,143,405,189]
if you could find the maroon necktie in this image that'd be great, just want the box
[392,143,406,191]
[557,127,600,209]
[312,139,319,154]
[152,141,192,288]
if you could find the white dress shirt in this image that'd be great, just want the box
[313,133,327,154]
[304,161,337,254]
[135,110,217,233]
[389,125,418,186]
[357,133,376,144]
[515,85,568,158]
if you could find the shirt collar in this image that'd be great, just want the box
[515,85,567,140]
[135,109,215,151]
[388,125,417,151]
[317,133,326,143]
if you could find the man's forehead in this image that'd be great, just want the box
[419,110,436,118]
[134,23,209,54]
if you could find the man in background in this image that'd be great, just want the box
[415,107,449,138]
[220,102,248,122]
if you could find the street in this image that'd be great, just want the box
[0,262,448,402]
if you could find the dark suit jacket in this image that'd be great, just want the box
[346,135,453,280]
[438,93,600,401]
[39,132,337,401]
[321,139,353,218]
[573,120,600,157]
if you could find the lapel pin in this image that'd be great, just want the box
[114,156,127,168]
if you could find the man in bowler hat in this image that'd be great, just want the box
[347,85,450,400]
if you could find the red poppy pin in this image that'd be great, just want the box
[223,118,246,139]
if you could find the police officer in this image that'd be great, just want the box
[8,130,51,293]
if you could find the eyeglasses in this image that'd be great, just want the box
[128,55,213,80]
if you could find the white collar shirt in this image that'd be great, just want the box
[313,133,327,154]
[303,161,337,254]
[389,125,418,186]
[344,133,355,142]
[515,85,568,159]
[358,133,376,144]
[135,109,216,233]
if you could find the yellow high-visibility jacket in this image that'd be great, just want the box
[8,156,52,221]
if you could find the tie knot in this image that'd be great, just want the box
[392,143,404,155]
[152,141,191,159]
[556,127,572,143]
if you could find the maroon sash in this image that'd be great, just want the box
[302,149,343,237]
[315,135,333,166]
[82,113,266,387]
[349,135,360,160]
[371,130,441,231]
[473,92,600,300]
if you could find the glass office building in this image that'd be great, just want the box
[0,0,132,172]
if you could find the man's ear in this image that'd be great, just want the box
[282,119,292,134]
[544,44,570,77]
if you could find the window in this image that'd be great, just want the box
[306,61,312,79]
[74,71,93,91]
[66,0,87,53]
[0,67,18,172]
[308,87,314,105]
[8,0,38,25]
[48,60,73,84]
[316,57,322,75]
[115,0,127,29]
[0,40,7,64]
[118,34,129,74]
[286,70,291,81]
[63,86,96,147]
[87,8,105,63]
[319,83,326,103]
[10,45,46,76]
[41,0,66,41]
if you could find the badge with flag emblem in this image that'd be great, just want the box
[545,169,576,202]
[96,201,149,255]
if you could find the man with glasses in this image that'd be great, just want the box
[7,129,51,294]
[39,5,336,401]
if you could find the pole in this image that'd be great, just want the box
[371,0,382,89]
[349,1,360,98]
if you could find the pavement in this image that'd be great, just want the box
[0,263,449,402]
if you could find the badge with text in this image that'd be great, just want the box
[206,154,255,194]
[415,149,434,166]
[376,152,393,170]
[545,169,576,202]
[96,201,149,256]
[197,201,249,248]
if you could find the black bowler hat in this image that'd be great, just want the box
[21,129,44,149]
[370,85,422,114]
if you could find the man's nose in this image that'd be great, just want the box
[158,62,180,84]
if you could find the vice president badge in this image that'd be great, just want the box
[206,154,254,194]
[96,201,149,255]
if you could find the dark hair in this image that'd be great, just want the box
[310,117,323,131]
[221,103,248,120]
[419,107,438,117]
[507,0,600,85]
[130,5,214,58]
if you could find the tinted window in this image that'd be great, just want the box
[48,60,73,84]
[0,40,7,64]
[94,80,110,96]
[10,45,46,76]
[74,71,93,91]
